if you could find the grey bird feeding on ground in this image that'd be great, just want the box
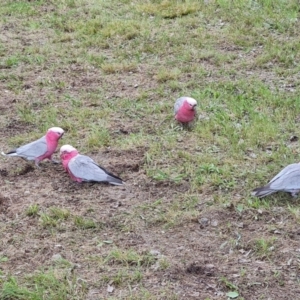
[252,163,300,198]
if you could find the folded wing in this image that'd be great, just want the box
[174,97,185,114]
[268,163,300,190]
[68,155,123,185]
[4,136,47,160]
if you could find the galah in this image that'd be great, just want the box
[1,127,64,167]
[60,145,124,185]
[252,163,300,198]
[174,97,197,125]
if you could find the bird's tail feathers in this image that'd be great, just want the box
[107,174,124,186]
[1,150,17,157]
[251,186,275,198]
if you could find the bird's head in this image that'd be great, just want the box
[60,144,77,155]
[47,127,64,140]
[185,97,197,110]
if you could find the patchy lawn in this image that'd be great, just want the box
[1,0,300,299]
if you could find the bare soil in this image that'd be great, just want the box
[1,145,300,299]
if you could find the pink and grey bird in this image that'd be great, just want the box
[174,97,197,124]
[252,163,300,198]
[1,127,64,167]
[60,145,124,185]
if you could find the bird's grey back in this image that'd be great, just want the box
[174,97,186,114]
[16,136,47,159]
[268,163,300,190]
[68,155,110,182]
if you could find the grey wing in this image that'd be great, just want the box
[68,155,110,182]
[269,163,300,190]
[174,97,185,114]
[15,136,47,160]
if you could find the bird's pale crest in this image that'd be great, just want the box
[186,97,197,106]
[60,144,76,154]
[48,127,64,134]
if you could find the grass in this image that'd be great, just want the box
[0,270,86,300]
[1,0,300,299]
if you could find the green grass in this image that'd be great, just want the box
[1,0,300,299]
[0,270,86,300]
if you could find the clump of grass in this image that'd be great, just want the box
[154,68,181,83]
[288,205,300,222]
[49,207,70,220]
[25,204,39,217]
[0,269,87,300]
[251,237,277,258]
[39,207,70,228]
[101,62,137,74]
[101,20,140,40]
[39,213,58,228]
[102,269,143,287]
[104,249,156,267]
[74,216,97,229]
[138,1,200,18]
[86,126,111,149]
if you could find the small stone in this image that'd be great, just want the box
[51,254,62,261]
[249,152,257,158]
[150,250,161,256]
[107,285,114,293]
[198,217,209,227]
[211,220,219,227]
[205,264,214,269]
[24,191,30,196]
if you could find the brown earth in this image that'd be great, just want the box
[1,146,300,299]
